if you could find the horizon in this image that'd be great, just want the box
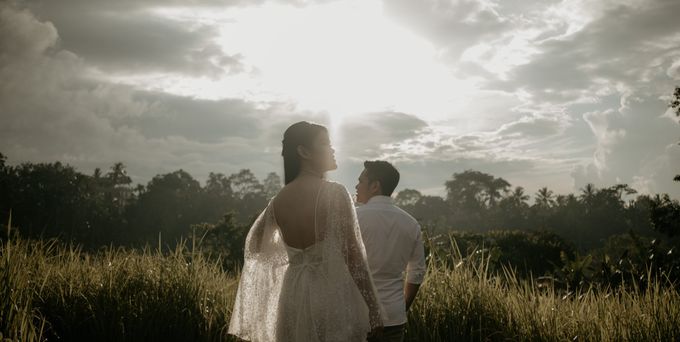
[0,152,664,205]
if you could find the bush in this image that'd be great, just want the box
[430,230,575,277]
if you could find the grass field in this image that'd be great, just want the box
[1,231,679,341]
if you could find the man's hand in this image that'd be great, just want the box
[404,282,421,312]
[367,325,384,341]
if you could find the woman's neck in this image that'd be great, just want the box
[298,167,324,179]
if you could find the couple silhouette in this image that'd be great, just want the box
[229,121,426,342]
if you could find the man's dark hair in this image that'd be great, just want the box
[363,160,400,196]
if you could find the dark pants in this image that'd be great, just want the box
[367,324,404,342]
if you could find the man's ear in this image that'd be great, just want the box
[370,180,382,196]
[297,145,312,160]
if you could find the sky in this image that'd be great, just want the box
[1,0,679,200]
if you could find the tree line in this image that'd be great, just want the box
[395,170,678,250]
[1,150,678,255]
[0,153,280,255]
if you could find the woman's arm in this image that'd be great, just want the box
[333,184,384,330]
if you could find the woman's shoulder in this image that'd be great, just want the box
[322,180,349,194]
[321,181,354,206]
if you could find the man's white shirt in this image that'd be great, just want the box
[356,195,426,327]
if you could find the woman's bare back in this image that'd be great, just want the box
[273,178,325,250]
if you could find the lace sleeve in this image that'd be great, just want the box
[243,204,269,254]
[228,200,287,342]
[332,184,384,329]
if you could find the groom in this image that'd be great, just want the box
[355,160,426,342]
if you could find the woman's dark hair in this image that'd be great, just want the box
[363,160,400,196]
[281,121,328,184]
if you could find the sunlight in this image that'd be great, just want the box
[229,2,448,116]
[146,1,474,128]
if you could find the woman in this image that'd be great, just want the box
[228,121,384,341]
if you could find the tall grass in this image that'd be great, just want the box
[1,224,678,341]
[0,212,47,341]
[405,237,680,341]
[1,217,240,341]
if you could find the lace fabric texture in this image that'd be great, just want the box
[228,181,385,342]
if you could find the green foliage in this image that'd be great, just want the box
[1,152,679,291]
[0,155,279,255]
[399,180,659,251]
[0,161,94,241]
[431,230,575,277]
[126,169,204,244]
[650,194,680,238]
[396,190,449,231]
[444,170,511,231]
[595,232,680,290]
[189,213,249,270]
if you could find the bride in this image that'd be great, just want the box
[228,121,384,341]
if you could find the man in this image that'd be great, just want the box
[355,160,426,342]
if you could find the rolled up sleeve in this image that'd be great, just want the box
[405,225,426,284]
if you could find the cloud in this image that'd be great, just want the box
[23,1,245,77]
[0,5,57,62]
[336,111,428,160]
[498,0,680,103]
[114,92,264,143]
[495,113,569,138]
[403,0,680,197]
[571,93,680,195]
[0,3,324,185]
[383,0,508,60]
[667,59,680,80]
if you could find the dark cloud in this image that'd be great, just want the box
[23,1,244,77]
[21,0,340,76]
[498,0,680,102]
[337,111,428,159]
[115,92,262,143]
[383,0,508,60]
[0,3,315,185]
[0,4,57,62]
[23,0,316,15]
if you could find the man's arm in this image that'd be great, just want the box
[404,224,426,311]
[404,282,421,311]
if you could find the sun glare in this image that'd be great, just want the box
[231,2,454,117]
[144,1,474,128]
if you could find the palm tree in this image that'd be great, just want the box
[106,162,132,211]
[107,162,132,186]
[506,186,530,208]
[535,187,555,208]
[579,183,597,206]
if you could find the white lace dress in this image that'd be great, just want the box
[228,181,384,342]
